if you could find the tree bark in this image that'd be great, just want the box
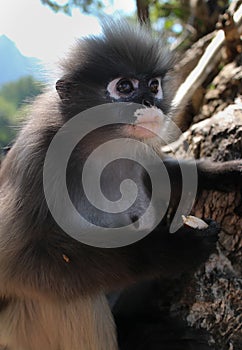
[136,0,150,25]
[164,101,242,350]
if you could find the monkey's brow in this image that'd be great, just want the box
[150,68,171,77]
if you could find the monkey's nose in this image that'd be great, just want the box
[142,99,152,107]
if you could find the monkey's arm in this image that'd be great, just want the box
[0,177,219,302]
[159,157,242,212]
[133,157,241,279]
[162,157,242,191]
[0,222,219,301]
[0,139,239,300]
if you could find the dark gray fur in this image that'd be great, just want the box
[0,20,241,350]
[57,20,175,117]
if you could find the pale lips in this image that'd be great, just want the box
[125,107,166,139]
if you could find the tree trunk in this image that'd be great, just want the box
[115,101,242,350]
[167,101,242,350]
[136,0,150,25]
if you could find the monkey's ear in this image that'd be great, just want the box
[56,79,73,101]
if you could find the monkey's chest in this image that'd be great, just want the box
[67,159,157,231]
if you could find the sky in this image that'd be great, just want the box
[0,0,136,63]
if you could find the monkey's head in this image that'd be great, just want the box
[56,21,176,141]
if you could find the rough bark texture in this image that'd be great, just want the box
[194,61,242,123]
[116,60,242,348]
[166,102,242,349]
[136,0,150,25]
[115,104,242,350]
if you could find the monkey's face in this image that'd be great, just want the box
[56,72,169,116]
[56,23,176,141]
[106,76,163,107]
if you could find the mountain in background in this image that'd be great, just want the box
[0,35,45,85]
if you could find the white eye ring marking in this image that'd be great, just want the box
[148,77,163,100]
[107,77,139,100]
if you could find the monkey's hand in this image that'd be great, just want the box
[174,218,219,267]
[117,216,220,287]
[146,218,220,279]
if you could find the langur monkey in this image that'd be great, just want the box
[0,21,241,350]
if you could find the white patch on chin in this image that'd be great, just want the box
[132,107,168,141]
[134,106,164,121]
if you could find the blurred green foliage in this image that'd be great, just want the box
[41,0,104,15]
[0,76,44,149]
[42,0,229,48]
[0,96,16,149]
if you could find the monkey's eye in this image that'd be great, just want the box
[116,79,134,94]
[149,79,159,94]
[148,77,163,99]
[107,77,139,100]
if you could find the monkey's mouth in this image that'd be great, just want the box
[124,107,166,139]
[131,121,162,139]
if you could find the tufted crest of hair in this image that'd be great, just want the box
[59,20,175,84]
